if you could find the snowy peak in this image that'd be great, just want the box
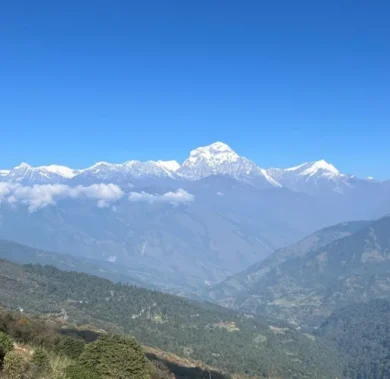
[83,162,119,174]
[208,141,233,151]
[14,162,33,170]
[187,142,240,165]
[178,142,279,188]
[155,160,180,172]
[84,160,179,173]
[77,159,180,183]
[38,165,78,179]
[122,160,179,177]
[179,142,248,180]
[0,143,377,195]
[8,162,76,179]
[300,160,340,177]
[283,160,341,178]
[86,161,111,169]
[3,162,71,185]
[200,141,236,154]
[267,159,348,195]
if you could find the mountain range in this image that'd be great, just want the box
[0,142,387,194]
[0,142,389,378]
[0,142,389,292]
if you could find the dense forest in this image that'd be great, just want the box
[0,259,343,378]
[317,299,390,379]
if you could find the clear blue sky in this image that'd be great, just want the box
[1,1,389,178]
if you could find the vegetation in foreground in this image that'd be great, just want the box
[0,308,229,379]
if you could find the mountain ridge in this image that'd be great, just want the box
[210,216,390,328]
[0,142,389,294]
[1,142,384,195]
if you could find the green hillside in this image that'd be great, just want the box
[0,258,343,378]
[0,308,229,379]
[317,299,390,379]
[210,220,370,301]
[210,217,390,328]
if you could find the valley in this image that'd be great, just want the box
[0,143,389,378]
[2,1,389,377]
[0,143,389,292]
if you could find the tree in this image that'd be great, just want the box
[64,364,101,379]
[30,348,52,377]
[3,351,30,379]
[0,331,14,367]
[79,334,151,379]
[55,336,85,359]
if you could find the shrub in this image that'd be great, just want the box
[0,331,14,367]
[55,336,85,359]
[48,352,73,379]
[80,334,151,379]
[3,351,30,379]
[30,348,52,377]
[64,364,101,379]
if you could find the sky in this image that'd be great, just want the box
[1,1,389,178]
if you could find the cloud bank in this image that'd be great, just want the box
[0,183,124,211]
[0,184,193,211]
[128,188,194,205]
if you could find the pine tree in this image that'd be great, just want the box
[80,334,151,379]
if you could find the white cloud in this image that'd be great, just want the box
[128,188,194,205]
[0,183,124,212]
[0,183,14,201]
[69,184,124,208]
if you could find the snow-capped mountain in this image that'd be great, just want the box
[74,160,180,183]
[267,160,352,195]
[155,160,181,172]
[0,160,181,186]
[2,163,71,185]
[39,165,79,179]
[0,143,388,293]
[0,142,383,196]
[178,142,281,188]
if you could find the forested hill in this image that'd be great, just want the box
[0,259,343,378]
[317,300,390,379]
[210,216,390,328]
[210,219,370,301]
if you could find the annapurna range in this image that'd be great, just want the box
[0,142,389,294]
[0,142,382,195]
